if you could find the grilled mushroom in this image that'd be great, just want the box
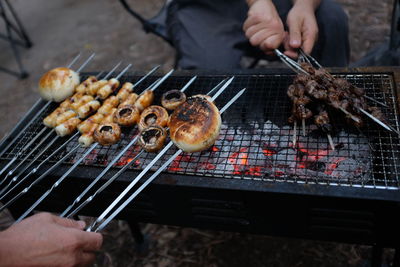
[138,105,169,131]
[161,90,187,110]
[93,122,121,146]
[138,125,167,152]
[113,104,140,126]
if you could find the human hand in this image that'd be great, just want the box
[0,212,103,267]
[243,0,285,55]
[284,0,320,58]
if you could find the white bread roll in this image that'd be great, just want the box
[168,95,221,152]
[39,67,80,102]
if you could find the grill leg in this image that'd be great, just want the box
[127,220,149,254]
[371,245,383,267]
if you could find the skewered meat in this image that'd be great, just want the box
[55,117,81,137]
[75,76,97,94]
[113,104,140,127]
[135,90,154,112]
[161,90,187,110]
[43,107,67,128]
[314,110,332,133]
[70,95,94,112]
[169,95,221,152]
[116,82,134,102]
[77,100,101,118]
[138,105,169,131]
[78,123,98,147]
[97,78,120,99]
[77,113,105,133]
[120,93,138,106]
[54,110,77,126]
[85,80,107,96]
[39,67,80,102]
[93,123,121,146]
[98,96,119,115]
[138,125,167,152]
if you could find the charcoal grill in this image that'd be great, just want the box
[1,68,400,250]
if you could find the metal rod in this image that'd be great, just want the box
[2,129,54,178]
[65,150,144,218]
[66,53,81,68]
[357,107,393,132]
[131,65,160,88]
[88,79,237,231]
[114,64,132,80]
[299,48,322,68]
[274,49,309,75]
[15,144,98,223]
[91,88,246,232]
[302,119,306,137]
[60,76,197,217]
[102,61,122,80]
[0,135,60,197]
[363,95,389,108]
[0,100,51,158]
[0,132,79,202]
[293,121,297,147]
[150,69,174,91]
[327,134,335,151]
[76,53,95,73]
[0,143,80,213]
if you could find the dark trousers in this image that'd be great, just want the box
[167,0,350,70]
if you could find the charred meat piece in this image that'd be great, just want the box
[314,110,332,133]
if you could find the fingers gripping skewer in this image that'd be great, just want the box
[15,68,172,221]
[60,75,197,218]
[87,77,236,231]
[90,88,246,232]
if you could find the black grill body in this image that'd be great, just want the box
[1,68,400,247]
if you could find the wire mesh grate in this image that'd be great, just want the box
[1,72,400,190]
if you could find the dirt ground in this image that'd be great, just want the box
[0,0,396,266]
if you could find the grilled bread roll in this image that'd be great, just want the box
[39,67,80,102]
[168,95,221,152]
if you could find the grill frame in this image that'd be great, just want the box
[1,67,400,247]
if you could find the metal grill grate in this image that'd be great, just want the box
[1,72,400,190]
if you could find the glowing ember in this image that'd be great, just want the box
[325,157,347,175]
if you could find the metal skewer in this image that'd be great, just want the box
[327,134,335,151]
[357,107,393,132]
[15,69,173,222]
[66,53,82,69]
[0,133,79,212]
[0,54,96,178]
[0,63,119,187]
[0,132,79,202]
[60,75,198,218]
[90,88,245,232]
[87,77,235,231]
[302,119,306,136]
[363,95,389,108]
[293,121,297,147]
[15,144,97,223]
